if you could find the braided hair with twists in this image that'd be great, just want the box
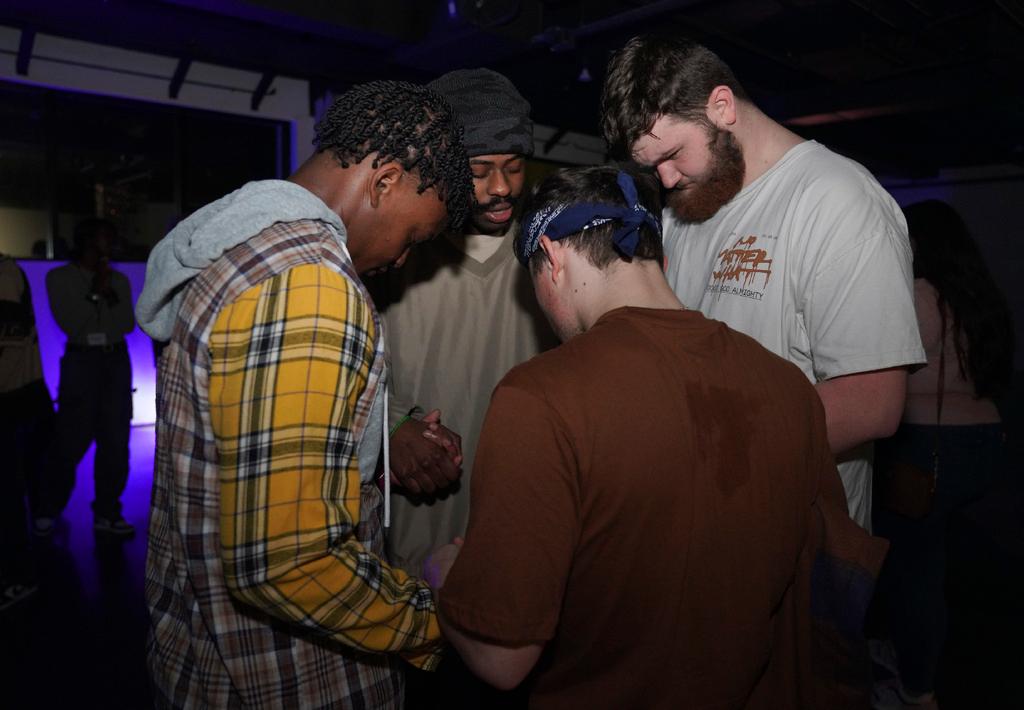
[314,80,473,230]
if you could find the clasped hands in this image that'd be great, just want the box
[389,409,463,495]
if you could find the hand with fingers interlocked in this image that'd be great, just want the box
[388,408,463,495]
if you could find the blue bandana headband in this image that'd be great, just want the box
[516,171,662,267]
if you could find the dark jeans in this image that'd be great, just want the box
[0,379,53,583]
[38,345,132,520]
[874,422,1005,694]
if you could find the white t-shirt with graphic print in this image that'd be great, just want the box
[663,140,926,529]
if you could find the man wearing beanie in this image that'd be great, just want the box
[369,70,555,703]
[371,68,555,578]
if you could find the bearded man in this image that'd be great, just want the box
[370,69,556,576]
[600,35,926,530]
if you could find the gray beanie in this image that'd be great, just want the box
[429,68,534,158]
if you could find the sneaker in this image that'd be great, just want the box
[872,679,939,709]
[94,516,135,539]
[32,516,55,537]
[0,581,39,612]
[869,638,900,676]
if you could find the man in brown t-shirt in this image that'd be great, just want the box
[425,167,886,709]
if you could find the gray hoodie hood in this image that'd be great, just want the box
[135,180,347,341]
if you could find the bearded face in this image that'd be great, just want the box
[665,125,745,223]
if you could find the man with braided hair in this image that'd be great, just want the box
[366,70,555,707]
[137,80,472,708]
[370,68,556,576]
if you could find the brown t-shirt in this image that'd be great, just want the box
[440,307,842,709]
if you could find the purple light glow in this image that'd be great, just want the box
[18,260,158,426]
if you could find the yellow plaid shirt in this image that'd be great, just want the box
[146,217,438,707]
[208,262,442,660]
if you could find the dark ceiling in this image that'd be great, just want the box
[4,0,1024,178]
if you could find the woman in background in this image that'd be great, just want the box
[873,200,1014,709]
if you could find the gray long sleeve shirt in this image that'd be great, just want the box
[45,262,135,346]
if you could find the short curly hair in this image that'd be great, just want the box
[314,80,473,230]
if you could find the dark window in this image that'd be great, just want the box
[0,80,290,260]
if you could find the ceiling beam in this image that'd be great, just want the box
[169,58,191,99]
[535,0,711,46]
[543,127,569,155]
[995,0,1024,32]
[0,0,394,90]
[251,72,276,111]
[16,26,35,75]
[782,99,944,127]
[769,65,984,126]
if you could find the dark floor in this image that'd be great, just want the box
[1,424,1022,709]
[1,426,155,709]
[938,487,1024,707]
